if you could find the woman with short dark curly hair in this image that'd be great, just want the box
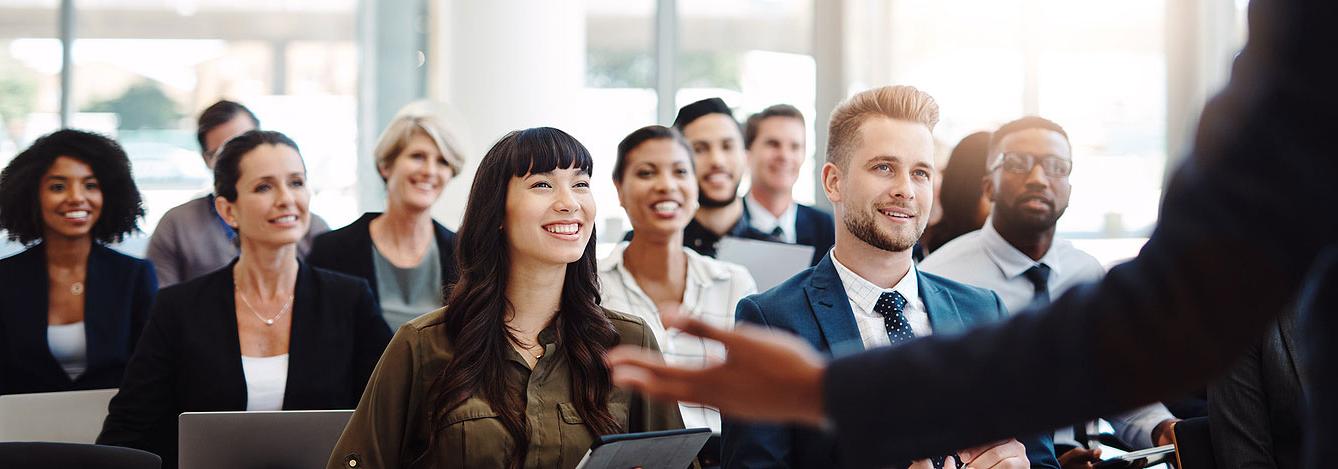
[0,129,158,396]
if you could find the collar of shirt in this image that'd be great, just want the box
[980,216,1066,282]
[829,251,920,319]
[743,194,798,243]
[598,241,733,290]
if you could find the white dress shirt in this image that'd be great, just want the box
[830,252,931,348]
[744,194,798,244]
[920,218,1174,449]
[598,242,758,432]
[241,354,289,411]
[920,218,1106,313]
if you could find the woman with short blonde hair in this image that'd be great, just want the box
[308,101,466,329]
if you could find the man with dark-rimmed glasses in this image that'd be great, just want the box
[921,116,1179,469]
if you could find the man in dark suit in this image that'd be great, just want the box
[722,85,1056,469]
[742,104,836,266]
[606,0,1338,467]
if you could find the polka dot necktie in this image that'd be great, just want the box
[877,292,959,469]
[875,291,915,345]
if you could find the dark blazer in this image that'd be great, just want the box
[723,254,1058,469]
[305,212,459,303]
[741,202,835,266]
[1209,310,1308,468]
[794,205,836,266]
[625,211,780,258]
[96,261,392,469]
[0,243,157,395]
[817,0,1338,466]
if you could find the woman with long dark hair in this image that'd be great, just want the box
[329,127,684,469]
[920,131,992,255]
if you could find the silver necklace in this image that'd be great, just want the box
[238,291,293,326]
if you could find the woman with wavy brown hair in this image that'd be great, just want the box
[328,127,685,469]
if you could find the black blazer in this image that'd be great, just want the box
[0,243,157,395]
[817,0,1338,466]
[96,261,392,468]
[794,204,835,266]
[1209,310,1308,468]
[305,212,459,303]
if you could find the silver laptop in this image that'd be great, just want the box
[716,237,815,291]
[0,388,119,443]
[178,409,353,469]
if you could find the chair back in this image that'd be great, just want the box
[0,442,160,469]
[1172,416,1217,469]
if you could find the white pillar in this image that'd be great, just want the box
[427,0,588,228]
[1165,0,1238,181]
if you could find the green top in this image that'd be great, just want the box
[328,306,687,469]
[371,237,444,330]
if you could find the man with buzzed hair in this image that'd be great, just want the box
[722,86,1057,469]
[670,98,776,257]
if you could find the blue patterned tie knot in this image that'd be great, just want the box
[874,291,915,345]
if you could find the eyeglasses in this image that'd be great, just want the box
[990,152,1073,177]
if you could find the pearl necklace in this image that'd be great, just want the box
[238,291,294,326]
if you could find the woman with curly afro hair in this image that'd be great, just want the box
[0,129,158,395]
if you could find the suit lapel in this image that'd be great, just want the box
[283,261,320,409]
[805,255,865,357]
[354,213,379,299]
[12,246,69,385]
[918,271,969,335]
[215,263,250,408]
[81,245,112,377]
[1277,313,1310,395]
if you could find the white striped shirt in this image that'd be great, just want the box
[598,242,757,432]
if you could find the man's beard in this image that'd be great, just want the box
[844,206,923,253]
[996,198,1063,233]
[698,181,741,208]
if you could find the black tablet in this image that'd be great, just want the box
[575,427,713,469]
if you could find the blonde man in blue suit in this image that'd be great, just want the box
[721,85,1058,469]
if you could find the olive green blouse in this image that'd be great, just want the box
[327,306,686,469]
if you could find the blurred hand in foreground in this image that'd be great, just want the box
[607,312,827,426]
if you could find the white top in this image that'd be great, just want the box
[47,322,87,380]
[598,242,757,432]
[744,194,798,244]
[919,218,1174,449]
[241,354,289,411]
[829,252,931,349]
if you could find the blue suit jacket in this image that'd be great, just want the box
[722,253,1058,468]
[0,243,158,395]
